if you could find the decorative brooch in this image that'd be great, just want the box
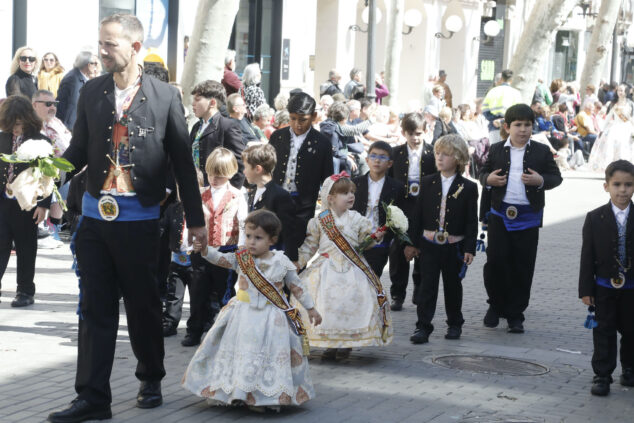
[452,184,464,199]
[118,114,132,126]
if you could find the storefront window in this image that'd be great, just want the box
[552,30,579,82]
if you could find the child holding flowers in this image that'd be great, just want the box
[294,172,393,360]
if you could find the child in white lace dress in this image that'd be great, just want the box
[293,173,393,360]
[182,210,322,410]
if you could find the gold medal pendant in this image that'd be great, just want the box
[506,206,518,220]
[611,272,626,289]
[434,230,448,245]
[409,182,420,197]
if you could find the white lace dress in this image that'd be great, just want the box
[589,102,634,171]
[182,250,316,406]
[293,209,393,348]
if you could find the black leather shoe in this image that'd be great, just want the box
[11,293,34,307]
[390,298,403,311]
[620,368,634,387]
[445,326,462,340]
[410,329,429,344]
[47,399,111,422]
[136,381,162,409]
[163,323,177,337]
[483,308,499,328]
[507,321,524,334]
[591,376,611,396]
[181,333,201,347]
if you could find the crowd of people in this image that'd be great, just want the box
[0,12,633,423]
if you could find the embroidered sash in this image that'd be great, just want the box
[235,249,310,355]
[317,209,389,338]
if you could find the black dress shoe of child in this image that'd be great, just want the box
[47,399,112,422]
[591,376,611,396]
[136,381,162,409]
[445,326,462,340]
[410,329,429,344]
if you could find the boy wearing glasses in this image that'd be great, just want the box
[579,160,634,396]
[353,141,404,278]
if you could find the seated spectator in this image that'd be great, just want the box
[227,92,259,145]
[574,99,598,150]
[432,106,456,144]
[273,91,289,111]
[347,99,362,124]
[273,109,290,130]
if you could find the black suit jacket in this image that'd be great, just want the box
[56,68,88,130]
[388,142,436,212]
[192,112,246,189]
[62,72,204,227]
[159,201,186,253]
[247,180,298,260]
[0,132,52,208]
[269,126,334,211]
[408,173,479,254]
[478,140,562,212]
[579,202,634,298]
[352,173,405,244]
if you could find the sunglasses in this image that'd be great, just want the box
[19,56,36,63]
[35,100,59,107]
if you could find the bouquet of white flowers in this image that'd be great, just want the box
[356,201,412,252]
[1,139,74,211]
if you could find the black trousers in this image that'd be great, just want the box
[156,229,171,302]
[186,252,234,336]
[415,240,465,333]
[74,217,164,406]
[163,261,194,326]
[389,240,421,302]
[483,213,539,322]
[364,245,390,277]
[292,201,316,250]
[0,196,37,296]
[592,286,634,377]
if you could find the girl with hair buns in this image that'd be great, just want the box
[293,173,393,360]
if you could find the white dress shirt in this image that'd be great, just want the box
[502,139,530,205]
[367,175,385,231]
[253,186,266,206]
[612,202,630,227]
[407,144,424,181]
[441,173,456,197]
[283,129,309,192]
[210,183,228,210]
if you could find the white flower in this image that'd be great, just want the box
[387,204,408,232]
[15,139,54,161]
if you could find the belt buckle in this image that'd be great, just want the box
[506,205,518,220]
[434,230,448,245]
[408,181,420,197]
[98,195,119,221]
[611,272,626,289]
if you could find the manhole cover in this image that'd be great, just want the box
[432,355,549,376]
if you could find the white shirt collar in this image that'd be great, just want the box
[407,143,424,157]
[504,138,530,149]
[368,175,385,185]
[441,173,457,184]
[210,182,229,195]
[612,202,630,220]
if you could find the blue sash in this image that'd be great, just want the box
[596,277,634,290]
[490,202,542,231]
[82,192,160,221]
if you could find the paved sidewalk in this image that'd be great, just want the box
[2,171,633,423]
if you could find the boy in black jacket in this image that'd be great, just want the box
[404,134,478,343]
[352,141,404,277]
[387,113,436,310]
[242,143,298,261]
[579,160,634,396]
[479,104,562,333]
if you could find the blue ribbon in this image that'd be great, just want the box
[82,192,160,222]
[70,216,84,319]
[489,203,542,232]
[584,305,598,329]
[596,277,634,289]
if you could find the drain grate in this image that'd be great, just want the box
[432,354,549,376]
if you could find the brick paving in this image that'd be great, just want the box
[1,171,633,422]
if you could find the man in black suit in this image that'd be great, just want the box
[243,144,298,260]
[190,80,245,189]
[479,104,562,334]
[56,51,98,130]
[48,14,206,423]
[269,92,334,251]
[387,112,436,310]
[353,141,404,277]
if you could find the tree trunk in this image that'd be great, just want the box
[580,0,622,101]
[508,0,578,103]
[384,0,404,107]
[180,0,240,113]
